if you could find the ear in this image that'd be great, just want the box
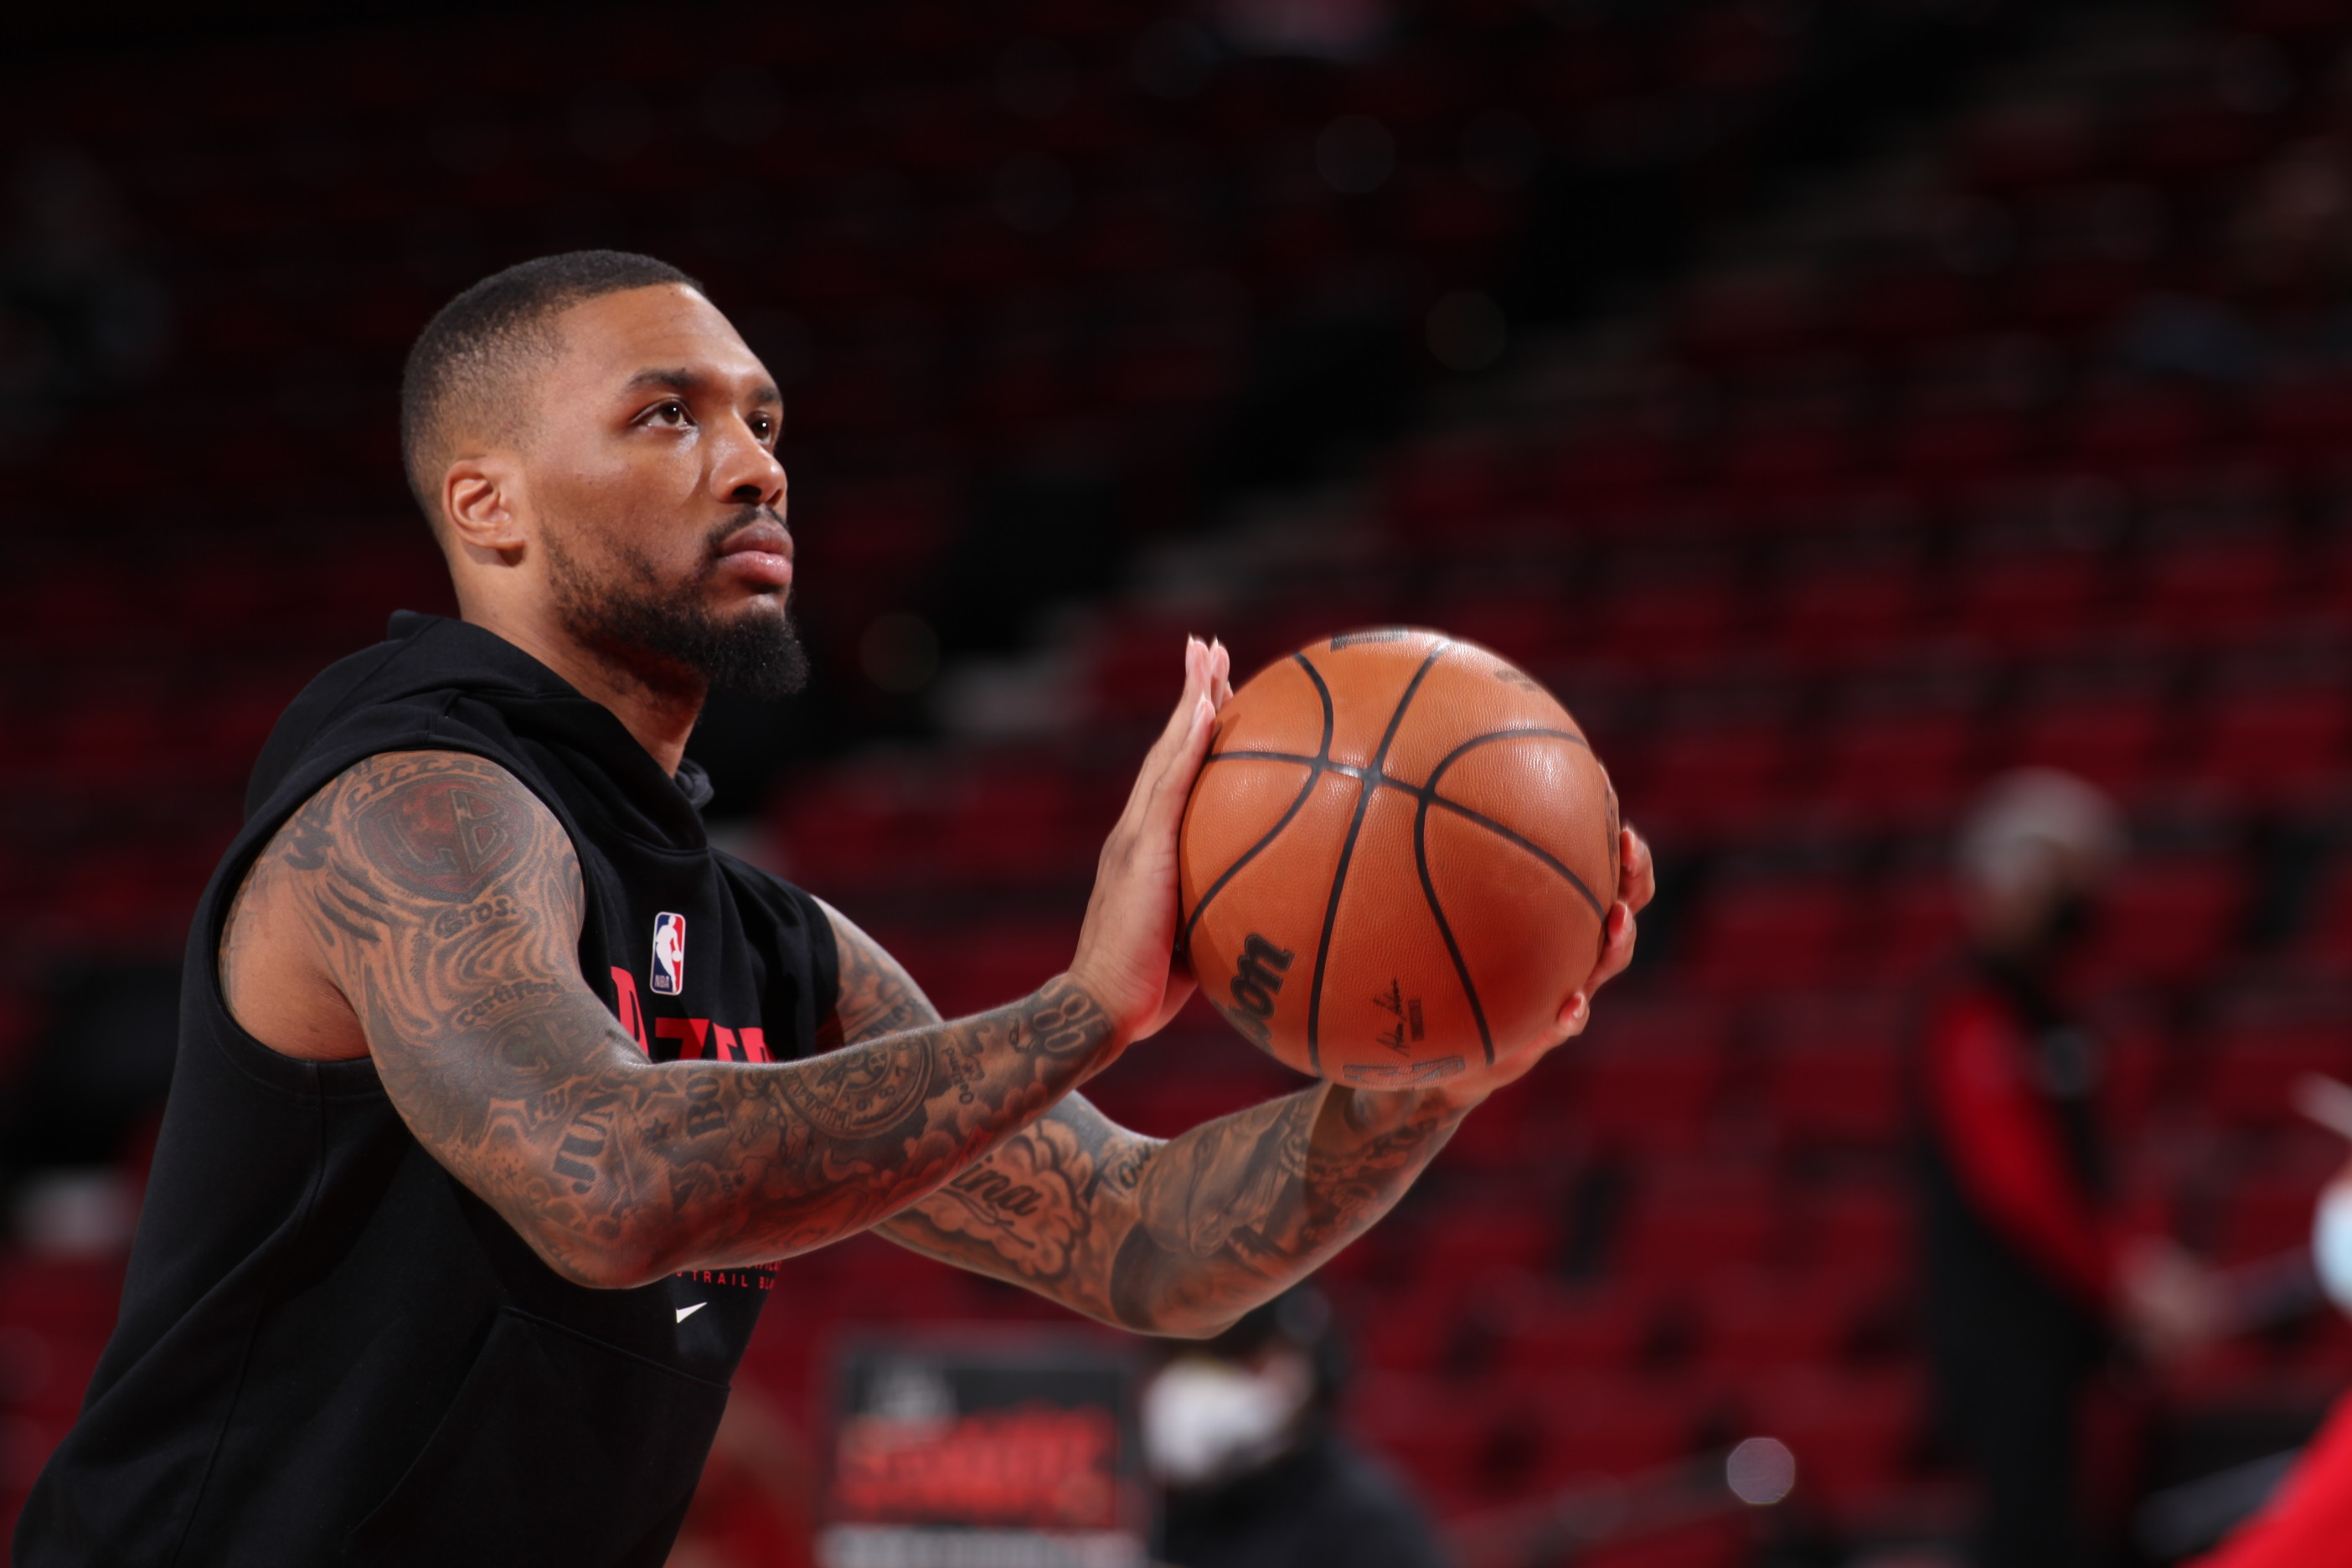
[441,452,530,563]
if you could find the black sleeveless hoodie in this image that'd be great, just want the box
[14,612,838,1567]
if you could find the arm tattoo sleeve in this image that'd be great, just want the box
[230,750,1120,1288]
[858,898,1465,1335]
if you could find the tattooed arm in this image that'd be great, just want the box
[872,829,1657,1337]
[855,910,1466,1338]
[217,641,1228,1290]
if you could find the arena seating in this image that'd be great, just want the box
[5,0,2352,1562]
[738,0,2352,1550]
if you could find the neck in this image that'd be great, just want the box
[462,606,704,776]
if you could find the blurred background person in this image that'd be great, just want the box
[2188,1078,2352,1568]
[1147,1287,1447,1568]
[1916,771,2220,1568]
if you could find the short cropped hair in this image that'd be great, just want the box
[399,250,702,527]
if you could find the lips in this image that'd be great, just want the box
[715,519,794,590]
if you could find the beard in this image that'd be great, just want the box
[545,508,811,701]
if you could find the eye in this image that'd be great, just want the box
[644,400,694,428]
[750,412,777,444]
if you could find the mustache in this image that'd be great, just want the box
[704,503,789,553]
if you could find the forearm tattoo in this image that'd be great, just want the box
[221,750,1117,1287]
[864,910,1465,1335]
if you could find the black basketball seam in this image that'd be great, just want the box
[1179,654,1337,952]
[1413,788,1496,1066]
[1423,730,1610,919]
[1200,726,1586,780]
[1422,796,1607,920]
[1304,639,1451,1074]
[1292,652,1338,759]
[1199,730,1607,916]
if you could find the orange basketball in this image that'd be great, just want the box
[1178,628,1619,1088]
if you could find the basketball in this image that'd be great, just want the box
[1179,628,1619,1088]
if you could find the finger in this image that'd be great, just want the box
[1141,692,1217,832]
[1209,638,1234,708]
[1127,638,1209,812]
[1619,828,1656,913]
[1585,903,1638,995]
[1554,988,1592,1039]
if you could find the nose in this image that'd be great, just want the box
[712,420,787,512]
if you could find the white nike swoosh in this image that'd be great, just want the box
[676,1302,706,1323]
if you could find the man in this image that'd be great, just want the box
[1147,1287,1447,1568]
[1915,769,2211,1568]
[15,251,1650,1565]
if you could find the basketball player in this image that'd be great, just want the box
[15,251,1652,1565]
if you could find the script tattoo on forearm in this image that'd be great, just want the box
[864,911,1465,1335]
[221,750,1117,1287]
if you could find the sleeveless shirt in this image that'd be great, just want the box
[14,612,838,1567]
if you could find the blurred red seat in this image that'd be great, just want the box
[1679,874,1857,993]
[1522,1371,1701,1484]
[1493,1287,1657,1378]
[1549,428,1679,503]
[2300,864,2352,965]
[2213,1167,2330,1267]
[1888,408,2024,477]
[1574,999,1731,1154]
[1388,437,1511,539]
[1576,1520,1751,1568]
[1813,710,1977,829]
[1419,1210,1563,1281]
[1602,578,1743,675]
[2129,535,2292,645]
[1949,550,2110,652]
[1691,1271,1865,1380]
[1767,558,1923,669]
[2188,683,2349,805]
[1616,1166,1781,1285]
[1349,1371,1506,1505]
[1761,1023,1905,1153]
[1741,1368,1924,1518]
[2080,855,2248,988]
[2004,695,2167,800]
[1842,269,1982,346]
[1791,1184,1911,1288]
[1852,872,1961,987]
[1634,724,1788,841]
[2251,374,2352,463]
[2197,983,2352,1126]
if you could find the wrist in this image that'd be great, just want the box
[1042,971,1136,1059]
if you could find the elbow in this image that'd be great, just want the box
[514,1223,677,1292]
[1155,1314,1243,1343]
[562,1249,671,1292]
[1117,1297,1248,1341]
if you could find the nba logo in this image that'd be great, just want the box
[650,913,687,996]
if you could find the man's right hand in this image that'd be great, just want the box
[1068,636,1232,1047]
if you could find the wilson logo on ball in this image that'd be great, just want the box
[1229,933,1295,1017]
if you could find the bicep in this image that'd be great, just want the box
[271,750,642,1244]
[813,897,944,1050]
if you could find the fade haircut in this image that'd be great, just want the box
[399,250,702,529]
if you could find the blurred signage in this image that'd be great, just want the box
[820,1331,1149,1568]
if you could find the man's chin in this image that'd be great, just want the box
[563,579,809,701]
